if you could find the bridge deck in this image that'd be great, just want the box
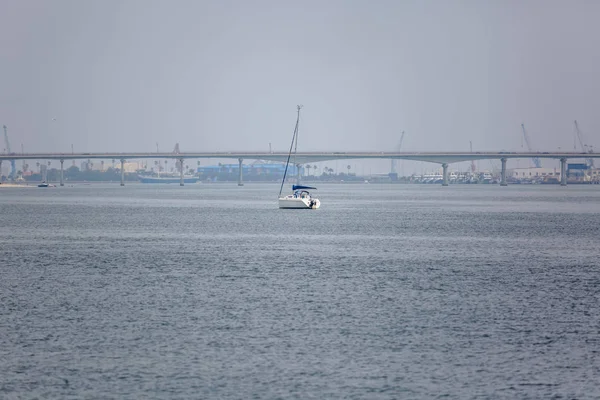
[0,151,598,164]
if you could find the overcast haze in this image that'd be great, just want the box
[1,0,599,157]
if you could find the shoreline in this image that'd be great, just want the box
[0,183,37,188]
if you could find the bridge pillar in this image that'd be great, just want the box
[442,163,449,186]
[120,159,125,186]
[179,158,185,186]
[500,158,508,186]
[60,159,64,186]
[560,158,567,186]
[238,158,244,186]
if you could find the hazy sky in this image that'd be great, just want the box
[1,0,599,159]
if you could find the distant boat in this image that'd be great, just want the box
[38,181,55,188]
[138,174,198,184]
[278,105,320,209]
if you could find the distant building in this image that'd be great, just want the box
[566,164,600,182]
[197,163,302,177]
[508,166,600,182]
[121,162,143,173]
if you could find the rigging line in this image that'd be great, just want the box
[279,105,302,197]
[293,105,302,173]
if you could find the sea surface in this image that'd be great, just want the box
[1,183,599,399]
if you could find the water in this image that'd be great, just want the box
[1,183,599,399]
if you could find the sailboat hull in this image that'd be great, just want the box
[278,196,320,209]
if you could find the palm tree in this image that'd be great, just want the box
[305,164,311,177]
[313,165,318,176]
[36,162,40,173]
[100,160,105,172]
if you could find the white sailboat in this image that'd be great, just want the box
[278,106,320,209]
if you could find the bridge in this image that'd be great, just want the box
[1,151,598,187]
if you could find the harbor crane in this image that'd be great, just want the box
[3,125,17,181]
[390,131,405,174]
[521,123,541,168]
[573,120,594,167]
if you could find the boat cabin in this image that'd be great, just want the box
[293,190,311,199]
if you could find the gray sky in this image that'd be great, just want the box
[1,0,599,160]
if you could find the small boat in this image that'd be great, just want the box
[278,105,320,209]
[37,181,55,188]
[279,185,321,209]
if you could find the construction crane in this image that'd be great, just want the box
[574,120,594,167]
[521,123,541,168]
[3,125,17,181]
[390,131,405,174]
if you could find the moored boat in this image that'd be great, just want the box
[279,185,320,209]
[37,181,55,187]
[277,105,320,209]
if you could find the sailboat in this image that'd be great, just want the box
[278,105,320,209]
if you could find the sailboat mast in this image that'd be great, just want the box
[293,105,301,178]
[278,105,302,197]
